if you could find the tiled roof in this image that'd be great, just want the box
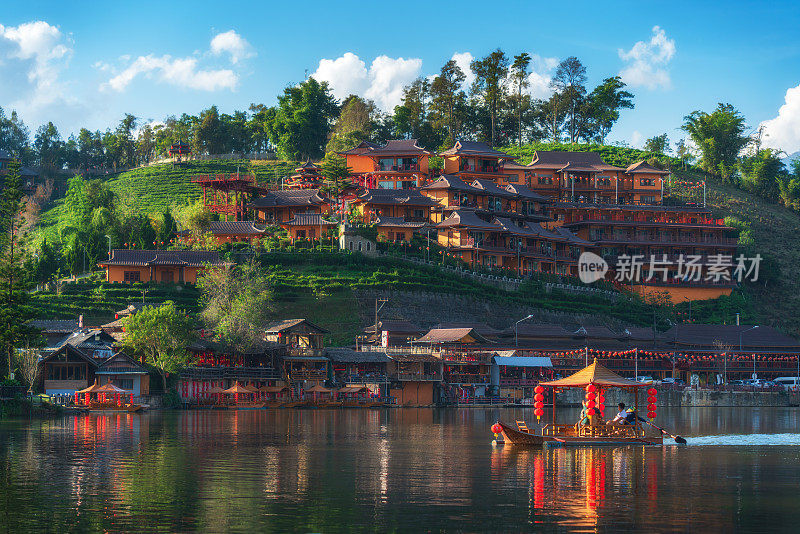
[282,212,337,226]
[504,184,549,201]
[436,322,501,336]
[662,324,800,349]
[626,161,671,174]
[529,151,624,172]
[96,352,148,374]
[249,189,329,208]
[357,188,439,207]
[505,323,573,338]
[325,347,391,363]
[99,249,224,267]
[558,163,601,173]
[471,179,516,198]
[296,159,321,171]
[552,226,592,245]
[437,211,502,231]
[523,222,565,240]
[374,216,427,228]
[420,175,479,193]
[439,140,514,158]
[40,343,99,367]
[338,140,381,155]
[53,329,116,351]
[265,318,329,334]
[28,319,80,333]
[416,327,492,344]
[366,139,431,156]
[573,326,618,339]
[493,217,545,237]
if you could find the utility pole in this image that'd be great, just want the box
[375,297,388,347]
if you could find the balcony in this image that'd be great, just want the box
[289,370,327,380]
[287,348,326,358]
[375,163,420,172]
[592,235,738,246]
[445,374,489,384]
[390,373,442,382]
[181,366,280,380]
[344,374,389,384]
[499,378,540,387]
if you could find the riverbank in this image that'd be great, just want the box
[0,397,65,418]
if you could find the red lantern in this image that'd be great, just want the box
[647,411,657,419]
[534,385,544,394]
[597,395,605,405]
[491,423,503,434]
[534,393,544,402]
[647,396,656,404]
[647,388,657,396]
[585,391,596,401]
[647,403,656,412]
[586,400,596,409]
[534,408,544,417]
[586,384,597,393]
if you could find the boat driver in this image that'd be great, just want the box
[607,403,631,426]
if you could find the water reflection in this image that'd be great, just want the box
[1,408,800,532]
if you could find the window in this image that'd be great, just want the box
[413,209,424,219]
[640,178,656,186]
[113,379,134,390]
[124,271,140,282]
[160,270,174,283]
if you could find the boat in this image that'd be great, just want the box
[492,359,664,447]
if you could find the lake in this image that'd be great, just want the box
[1,407,799,532]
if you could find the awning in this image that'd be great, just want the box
[283,356,329,362]
[493,356,552,367]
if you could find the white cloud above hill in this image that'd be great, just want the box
[618,26,675,90]
[761,83,800,154]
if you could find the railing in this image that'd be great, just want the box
[500,378,540,386]
[446,375,490,384]
[390,373,442,382]
[290,370,327,380]
[567,218,725,227]
[376,164,420,172]
[288,348,326,358]
[344,374,389,383]
[181,366,281,380]
[595,235,737,246]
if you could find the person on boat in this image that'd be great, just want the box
[579,400,602,426]
[607,403,631,426]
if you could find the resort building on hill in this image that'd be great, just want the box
[352,188,439,227]
[249,189,330,224]
[436,210,591,275]
[176,221,267,244]
[339,139,431,189]
[439,140,517,182]
[279,212,338,241]
[98,249,226,284]
[524,151,669,204]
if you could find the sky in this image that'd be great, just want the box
[2,0,800,154]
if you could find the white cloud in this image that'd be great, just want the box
[210,30,254,64]
[312,53,422,111]
[630,130,644,148]
[761,83,800,154]
[0,21,76,121]
[103,55,238,92]
[618,25,675,90]
[451,52,475,89]
[101,32,250,92]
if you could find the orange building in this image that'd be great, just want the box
[286,160,324,189]
[280,212,338,241]
[98,249,226,284]
[374,216,430,243]
[339,139,431,189]
[176,221,267,244]
[352,188,439,224]
[439,140,518,183]
[249,189,331,224]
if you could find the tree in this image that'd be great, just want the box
[393,77,440,147]
[551,57,587,144]
[0,159,37,377]
[320,153,353,218]
[33,122,64,174]
[194,106,224,155]
[326,95,381,153]
[737,149,785,201]
[675,139,694,170]
[272,77,339,160]
[581,76,634,143]
[644,133,671,155]
[0,107,31,162]
[120,302,197,392]
[470,49,509,146]
[682,103,749,181]
[198,261,274,354]
[430,60,467,144]
[509,53,531,146]
[535,92,567,142]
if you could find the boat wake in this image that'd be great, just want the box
[685,434,800,446]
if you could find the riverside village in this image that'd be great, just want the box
[2,3,800,531]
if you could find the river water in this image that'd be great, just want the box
[1,407,799,533]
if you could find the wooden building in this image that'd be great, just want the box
[176,221,267,244]
[287,160,324,189]
[352,188,439,225]
[250,189,331,224]
[439,140,516,182]
[39,344,99,395]
[95,352,150,395]
[339,139,431,189]
[280,212,337,241]
[99,249,226,284]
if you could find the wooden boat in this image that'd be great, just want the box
[492,359,664,447]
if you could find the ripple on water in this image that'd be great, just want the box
[686,433,800,446]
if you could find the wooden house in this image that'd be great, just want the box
[279,212,337,241]
[39,344,99,395]
[439,140,516,182]
[98,249,226,284]
[249,189,331,224]
[95,352,150,395]
[352,188,439,225]
[339,139,431,189]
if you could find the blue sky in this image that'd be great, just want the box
[2,0,800,153]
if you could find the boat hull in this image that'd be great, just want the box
[496,421,663,447]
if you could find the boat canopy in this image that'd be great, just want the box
[75,380,102,394]
[541,358,645,388]
[493,356,552,368]
[223,383,255,394]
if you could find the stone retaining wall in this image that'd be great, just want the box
[557,387,792,407]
